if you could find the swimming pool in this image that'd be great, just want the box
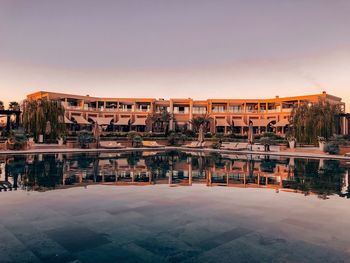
[1,151,350,262]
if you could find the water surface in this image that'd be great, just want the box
[1,151,350,262]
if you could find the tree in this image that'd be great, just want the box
[190,114,212,133]
[145,109,173,133]
[290,100,341,145]
[22,99,66,142]
[0,101,4,110]
[8,101,20,111]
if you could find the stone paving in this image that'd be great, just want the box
[1,185,350,262]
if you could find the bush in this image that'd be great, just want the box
[259,137,273,145]
[184,130,196,138]
[326,142,340,155]
[211,140,221,149]
[167,132,179,146]
[132,135,143,148]
[127,131,140,141]
[167,132,187,146]
[77,131,94,148]
[6,128,28,150]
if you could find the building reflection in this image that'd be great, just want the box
[0,151,349,199]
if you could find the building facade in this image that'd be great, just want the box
[27,91,348,135]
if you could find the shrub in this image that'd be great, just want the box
[211,140,221,149]
[326,142,340,155]
[167,132,179,146]
[77,131,94,148]
[184,130,196,138]
[132,135,143,148]
[6,128,28,150]
[259,137,273,145]
[127,131,140,141]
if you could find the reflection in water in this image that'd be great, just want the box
[0,150,349,199]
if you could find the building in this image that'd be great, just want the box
[26,91,348,135]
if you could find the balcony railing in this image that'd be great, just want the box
[135,108,150,112]
[66,105,82,110]
[212,108,226,113]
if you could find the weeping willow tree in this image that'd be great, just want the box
[22,99,66,142]
[290,100,341,145]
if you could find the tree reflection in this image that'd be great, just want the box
[0,151,348,199]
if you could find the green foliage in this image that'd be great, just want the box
[184,130,196,138]
[22,99,66,142]
[325,142,340,155]
[211,140,221,149]
[127,131,140,141]
[262,132,283,140]
[329,134,347,146]
[6,127,28,150]
[167,132,186,146]
[146,109,173,133]
[8,101,20,111]
[132,135,143,147]
[77,130,94,148]
[290,101,341,145]
[259,136,273,145]
[190,114,212,133]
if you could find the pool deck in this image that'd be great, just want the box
[1,145,350,160]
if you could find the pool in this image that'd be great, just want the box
[1,150,350,262]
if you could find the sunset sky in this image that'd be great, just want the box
[0,0,349,110]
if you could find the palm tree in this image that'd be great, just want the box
[145,109,173,133]
[190,114,212,133]
[8,101,20,111]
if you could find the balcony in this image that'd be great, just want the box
[173,107,189,114]
[212,107,226,113]
[118,108,133,112]
[66,105,83,110]
[135,108,150,112]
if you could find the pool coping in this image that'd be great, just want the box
[1,146,350,161]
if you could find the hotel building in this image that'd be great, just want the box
[27,91,348,135]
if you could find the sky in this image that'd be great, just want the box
[0,0,349,110]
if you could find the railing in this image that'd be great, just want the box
[135,108,150,112]
[118,108,133,112]
[227,109,243,113]
[66,105,82,110]
[212,108,226,113]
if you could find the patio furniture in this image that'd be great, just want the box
[221,142,248,150]
[142,141,164,148]
[99,141,125,149]
[184,141,202,148]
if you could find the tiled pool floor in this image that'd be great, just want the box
[1,185,350,262]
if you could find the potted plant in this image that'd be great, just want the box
[317,136,327,152]
[6,128,28,150]
[287,136,296,149]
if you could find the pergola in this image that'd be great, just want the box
[0,110,21,133]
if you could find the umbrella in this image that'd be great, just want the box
[45,121,52,135]
[247,155,255,177]
[198,123,204,144]
[93,122,101,148]
[248,121,254,147]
